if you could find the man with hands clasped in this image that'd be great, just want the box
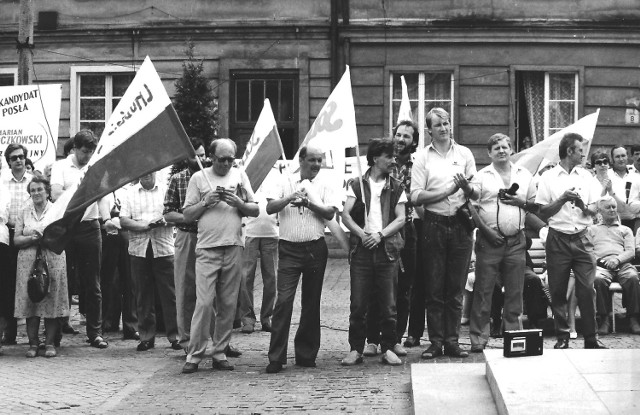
[341,138,406,366]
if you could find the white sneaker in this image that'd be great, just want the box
[381,350,402,366]
[392,343,407,356]
[363,343,378,356]
[341,350,363,366]
[569,330,578,339]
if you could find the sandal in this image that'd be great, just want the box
[25,346,38,358]
[45,345,57,358]
[88,336,108,349]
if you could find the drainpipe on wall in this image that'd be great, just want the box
[330,0,339,88]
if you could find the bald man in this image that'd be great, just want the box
[265,144,342,373]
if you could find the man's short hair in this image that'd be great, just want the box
[486,133,511,152]
[393,120,419,151]
[610,145,627,160]
[630,144,640,155]
[209,138,237,157]
[366,138,394,167]
[558,132,584,159]
[190,137,205,154]
[298,146,308,160]
[73,130,98,150]
[4,143,27,164]
[596,195,617,212]
[590,148,610,166]
[425,107,450,129]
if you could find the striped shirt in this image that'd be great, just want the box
[1,170,33,228]
[121,182,174,258]
[267,172,341,243]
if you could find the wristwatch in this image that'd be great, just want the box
[378,231,385,241]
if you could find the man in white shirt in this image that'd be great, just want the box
[51,130,111,348]
[410,108,476,359]
[467,133,536,352]
[265,143,341,374]
[341,138,406,367]
[606,145,640,233]
[536,132,605,349]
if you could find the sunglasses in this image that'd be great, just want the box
[594,159,609,166]
[9,154,25,162]
[214,156,235,164]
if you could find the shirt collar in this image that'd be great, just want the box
[136,183,158,192]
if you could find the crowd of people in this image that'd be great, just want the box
[2,108,640,373]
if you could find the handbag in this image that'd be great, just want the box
[27,244,50,303]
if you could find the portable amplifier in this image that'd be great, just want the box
[503,329,543,357]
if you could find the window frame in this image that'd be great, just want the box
[0,68,18,86]
[70,65,136,137]
[509,65,584,146]
[386,66,458,148]
[544,72,580,138]
[228,69,299,158]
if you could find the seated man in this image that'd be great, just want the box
[591,196,640,335]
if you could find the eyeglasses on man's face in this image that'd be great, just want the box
[594,159,609,166]
[214,156,235,164]
[9,154,25,162]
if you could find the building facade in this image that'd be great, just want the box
[1,0,639,163]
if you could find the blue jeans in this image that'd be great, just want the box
[366,220,415,344]
[350,243,398,353]
[423,212,473,346]
[268,239,327,365]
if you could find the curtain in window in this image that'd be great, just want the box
[523,72,544,144]
[548,73,575,135]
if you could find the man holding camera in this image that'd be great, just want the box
[467,133,535,352]
[536,132,604,349]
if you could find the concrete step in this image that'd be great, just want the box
[411,363,498,415]
[485,349,640,415]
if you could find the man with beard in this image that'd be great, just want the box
[265,143,341,374]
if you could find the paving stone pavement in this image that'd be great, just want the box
[1,257,639,414]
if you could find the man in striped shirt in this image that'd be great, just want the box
[120,171,179,352]
[265,143,342,374]
[0,143,32,345]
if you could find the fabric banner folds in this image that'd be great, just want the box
[239,98,284,192]
[42,56,194,253]
[512,109,600,176]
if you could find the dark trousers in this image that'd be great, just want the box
[366,220,416,344]
[130,242,177,343]
[546,228,597,342]
[66,220,103,340]
[350,243,398,353]
[268,238,328,365]
[100,231,137,335]
[423,212,473,346]
[0,242,17,341]
[407,219,425,339]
